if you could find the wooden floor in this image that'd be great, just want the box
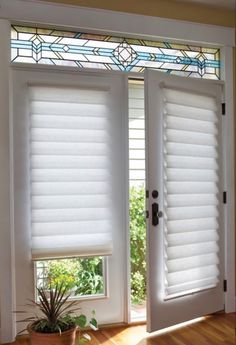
[5,312,236,345]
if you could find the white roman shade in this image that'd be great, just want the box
[29,85,113,260]
[163,87,220,298]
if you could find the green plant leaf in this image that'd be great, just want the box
[75,314,87,328]
[89,318,98,331]
[82,333,91,341]
[76,338,88,345]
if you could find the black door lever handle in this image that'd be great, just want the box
[152,202,159,226]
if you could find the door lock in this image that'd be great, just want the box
[152,202,159,226]
[152,190,159,199]
[152,204,163,226]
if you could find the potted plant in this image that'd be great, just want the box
[17,283,98,345]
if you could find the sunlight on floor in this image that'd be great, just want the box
[148,316,206,338]
[103,316,207,345]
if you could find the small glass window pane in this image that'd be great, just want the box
[35,257,106,299]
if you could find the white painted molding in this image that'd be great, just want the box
[0,19,15,344]
[221,46,236,313]
[0,0,235,46]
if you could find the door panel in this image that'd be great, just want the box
[12,68,127,333]
[145,69,224,333]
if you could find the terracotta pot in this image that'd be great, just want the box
[28,326,77,345]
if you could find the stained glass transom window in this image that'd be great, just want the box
[11,26,220,79]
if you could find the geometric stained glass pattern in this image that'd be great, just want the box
[11,26,220,80]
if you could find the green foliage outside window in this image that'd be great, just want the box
[38,257,104,296]
[37,186,146,304]
[129,185,146,304]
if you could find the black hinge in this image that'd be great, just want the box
[146,190,149,198]
[146,210,149,219]
[223,279,227,292]
[222,103,226,115]
[223,191,227,204]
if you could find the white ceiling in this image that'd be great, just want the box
[173,0,236,9]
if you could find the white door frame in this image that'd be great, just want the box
[0,2,234,342]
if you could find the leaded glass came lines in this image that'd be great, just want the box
[11,26,220,79]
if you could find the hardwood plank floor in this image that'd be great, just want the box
[4,312,235,345]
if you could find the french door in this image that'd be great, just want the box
[12,68,127,331]
[12,66,225,335]
[145,70,224,332]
